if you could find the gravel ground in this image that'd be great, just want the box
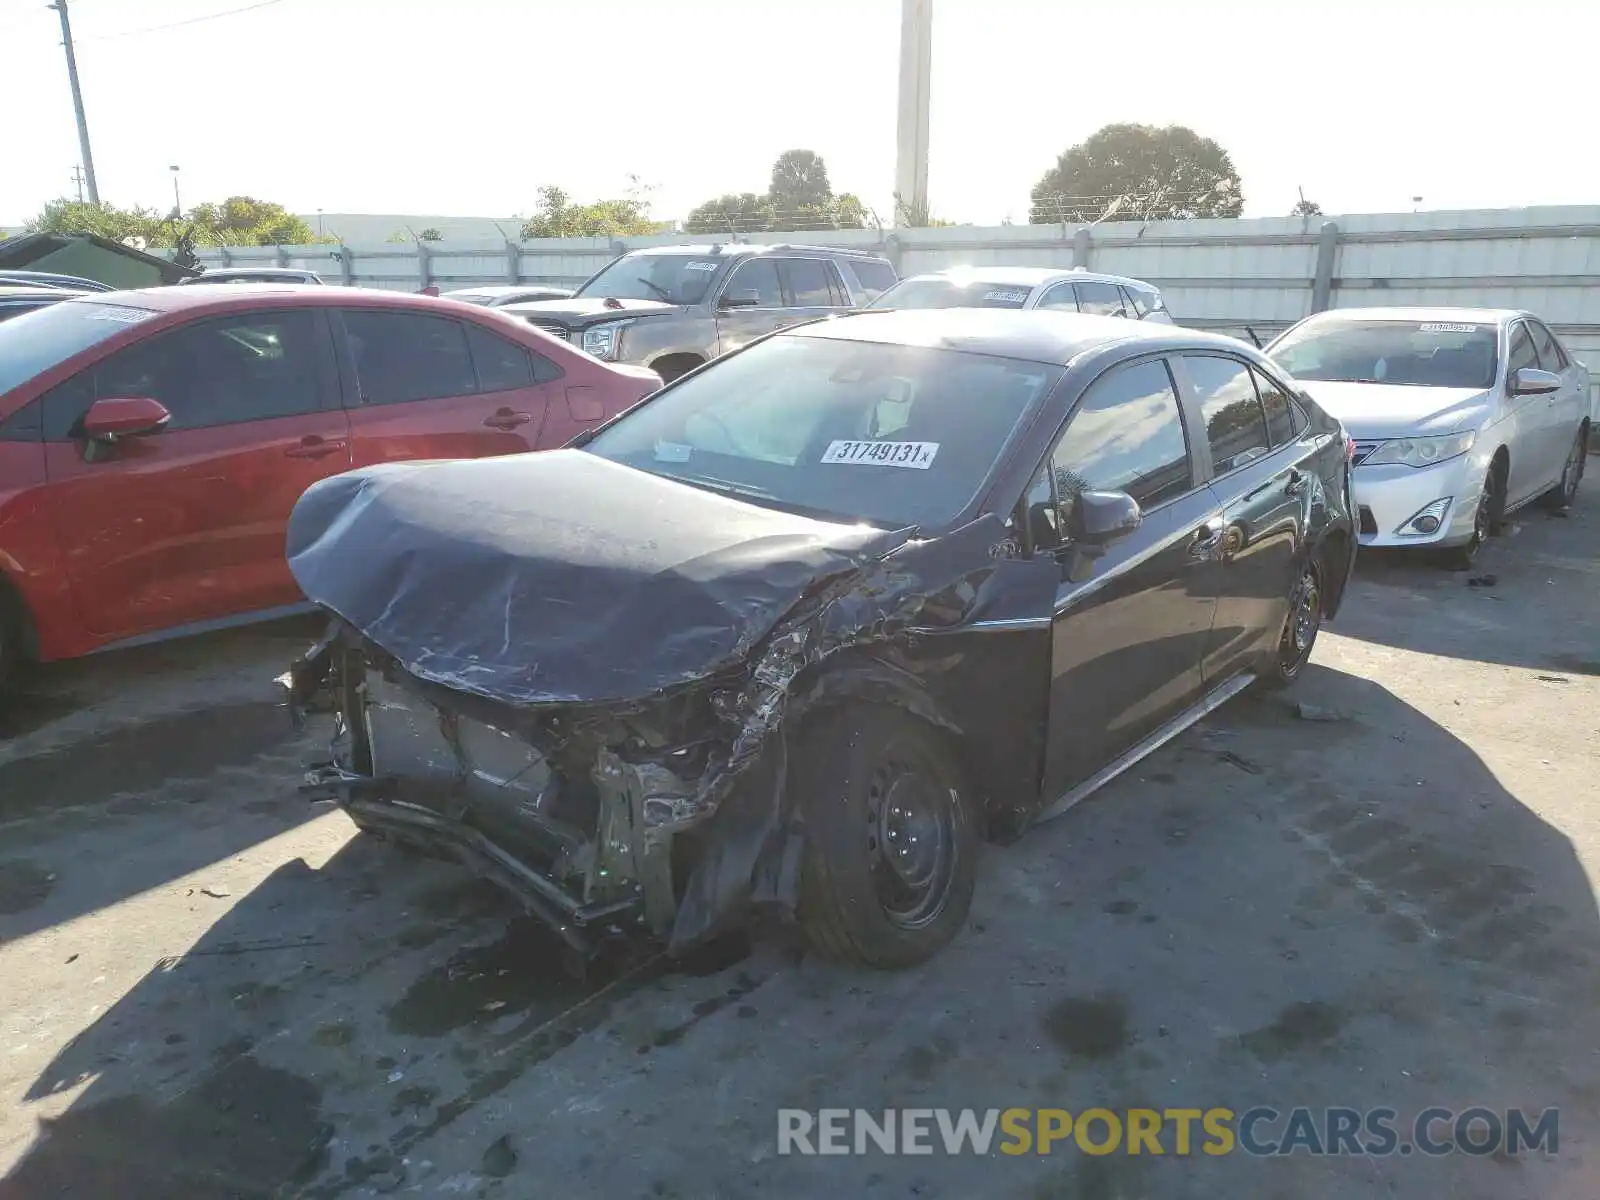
[1,489,1596,1200]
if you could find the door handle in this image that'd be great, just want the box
[286,437,347,459]
[1285,467,1308,496]
[484,409,533,430]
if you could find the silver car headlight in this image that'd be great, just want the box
[581,321,631,361]
[1361,430,1476,468]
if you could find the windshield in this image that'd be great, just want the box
[584,334,1059,530]
[1270,318,1498,389]
[576,253,725,305]
[0,300,156,396]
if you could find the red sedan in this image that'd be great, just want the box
[0,285,661,690]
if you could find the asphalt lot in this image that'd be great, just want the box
[1,488,1597,1200]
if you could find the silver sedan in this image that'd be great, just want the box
[1268,307,1591,568]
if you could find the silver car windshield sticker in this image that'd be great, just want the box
[684,262,719,272]
[821,439,939,469]
[1418,323,1479,333]
[654,441,693,463]
[983,289,1030,304]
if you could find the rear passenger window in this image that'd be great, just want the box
[780,260,837,308]
[344,311,477,405]
[465,323,535,391]
[1250,365,1298,447]
[1185,354,1270,473]
[1075,281,1128,317]
[846,259,898,302]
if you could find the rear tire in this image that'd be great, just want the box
[1259,553,1324,690]
[1539,424,1588,511]
[795,704,977,969]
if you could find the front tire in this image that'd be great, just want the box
[795,704,977,969]
[1259,553,1324,690]
[1439,462,1503,571]
[0,585,24,702]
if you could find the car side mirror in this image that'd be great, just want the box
[719,289,761,310]
[1511,366,1561,396]
[82,396,171,441]
[1070,490,1143,546]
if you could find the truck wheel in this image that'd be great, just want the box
[795,704,977,969]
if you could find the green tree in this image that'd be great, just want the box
[185,196,315,245]
[768,149,833,214]
[520,182,665,240]
[1028,124,1244,224]
[27,199,167,244]
[831,193,870,230]
[684,192,774,236]
[419,227,443,241]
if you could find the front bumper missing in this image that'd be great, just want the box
[301,764,643,957]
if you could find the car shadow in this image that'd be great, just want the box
[4,657,1597,1199]
[1334,488,1598,675]
[0,617,326,946]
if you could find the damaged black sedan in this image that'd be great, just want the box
[284,310,1357,969]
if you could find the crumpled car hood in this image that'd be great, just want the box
[285,450,907,707]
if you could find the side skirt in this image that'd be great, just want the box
[1033,672,1257,826]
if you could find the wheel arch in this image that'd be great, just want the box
[0,567,39,663]
[788,651,989,832]
[648,351,707,383]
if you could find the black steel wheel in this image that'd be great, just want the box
[796,703,977,969]
[1260,556,1323,689]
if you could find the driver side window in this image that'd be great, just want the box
[1024,358,1192,552]
[721,259,783,309]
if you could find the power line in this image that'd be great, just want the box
[77,0,285,42]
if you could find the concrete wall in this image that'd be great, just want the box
[191,205,1600,418]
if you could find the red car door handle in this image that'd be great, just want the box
[484,410,533,430]
[286,437,348,459]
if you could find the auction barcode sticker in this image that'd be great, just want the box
[821,440,939,469]
[984,290,1030,304]
[1419,323,1479,333]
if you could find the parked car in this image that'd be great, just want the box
[0,270,113,293]
[868,267,1172,324]
[180,267,325,285]
[501,243,900,383]
[285,309,1357,969]
[0,285,90,323]
[0,287,661,692]
[443,285,575,307]
[1268,307,1590,568]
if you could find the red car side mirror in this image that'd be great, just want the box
[82,396,172,441]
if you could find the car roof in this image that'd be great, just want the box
[67,284,471,314]
[444,284,563,296]
[897,266,1159,291]
[1302,306,1522,325]
[0,285,89,300]
[622,243,889,262]
[783,308,1241,366]
[192,266,318,278]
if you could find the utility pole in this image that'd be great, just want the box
[49,0,100,205]
[893,0,931,227]
[70,165,85,204]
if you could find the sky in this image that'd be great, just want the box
[4,0,1598,230]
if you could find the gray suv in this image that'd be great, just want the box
[502,244,899,382]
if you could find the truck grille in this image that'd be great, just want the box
[527,322,572,343]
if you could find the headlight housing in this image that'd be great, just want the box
[1361,430,1476,468]
[581,321,631,361]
